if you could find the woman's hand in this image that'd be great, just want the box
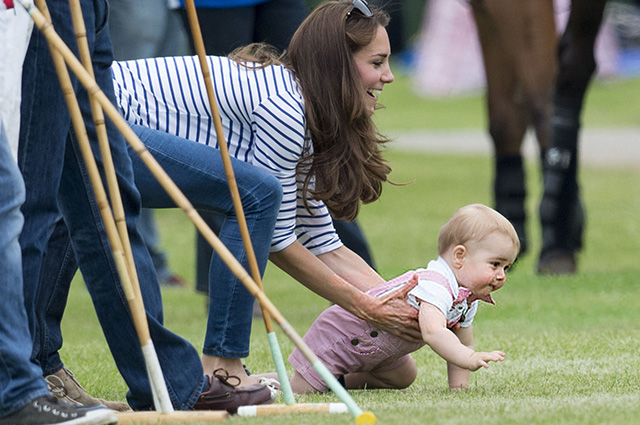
[272,244,421,341]
[359,274,422,343]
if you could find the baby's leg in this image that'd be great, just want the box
[344,356,417,390]
[253,371,321,394]
[290,371,321,394]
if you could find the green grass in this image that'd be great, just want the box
[61,149,640,424]
[59,73,640,423]
[374,70,640,131]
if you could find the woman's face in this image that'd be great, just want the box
[353,25,394,116]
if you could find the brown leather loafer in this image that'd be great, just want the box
[193,369,273,413]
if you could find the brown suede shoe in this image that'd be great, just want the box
[193,369,274,413]
[45,367,131,412]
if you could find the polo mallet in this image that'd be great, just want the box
[62,0,177,414]
[27,0,226,422]
[30,0,179,415]
[66,0,142,333]
[237,403,349,418]
[181,6,374,417]
[19,1,376,423]
[182,0,297,406]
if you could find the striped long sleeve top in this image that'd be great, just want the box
[111,55,342,255]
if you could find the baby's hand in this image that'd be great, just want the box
[468,351,505,371]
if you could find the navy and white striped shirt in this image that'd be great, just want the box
[111,56,341,255]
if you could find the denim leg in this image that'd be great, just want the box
[129,124,282,358]
[19,0,203,410]
[138,208,171,282]
[0,124,49,417]
[30,216,76,376]
[18,2,72,339]
[195,212,223,294]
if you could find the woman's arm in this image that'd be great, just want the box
[317,245,384,291]
[270,242,422,342]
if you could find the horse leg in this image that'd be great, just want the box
[471,0,555,255]
[512,1,557,155]
[537,0,608,274]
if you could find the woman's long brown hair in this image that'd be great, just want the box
[231,1,392,221]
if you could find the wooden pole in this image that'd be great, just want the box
[182,0,295,405]
[33,0,173,412]
[116,411,227,424]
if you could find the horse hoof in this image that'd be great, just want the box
[536,250,577,275]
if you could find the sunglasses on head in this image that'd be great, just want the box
[347,0,373,18]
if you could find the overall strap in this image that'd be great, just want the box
[413,270,455,301]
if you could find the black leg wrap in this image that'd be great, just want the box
[539,94,585,257]
[494,154,527,254]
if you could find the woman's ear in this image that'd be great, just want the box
[452,245,466,269]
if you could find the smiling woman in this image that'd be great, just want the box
[110,0,420,391]
[354,26,394,114]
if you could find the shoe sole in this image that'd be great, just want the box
[55,410,118,425]
[227,392,275,414]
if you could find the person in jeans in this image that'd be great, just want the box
[18,0,277,412]
[175,0,379,295]
[0,120,116,425]
[1,3,115,422]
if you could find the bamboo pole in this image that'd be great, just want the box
[34,0,173,413]
[64,0,173,412]
[182,0,295,405]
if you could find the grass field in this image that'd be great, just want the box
[60,73,640,424]
[373,69,640,131]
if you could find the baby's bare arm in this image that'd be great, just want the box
[447,326,472,389]
[419,303,505,384]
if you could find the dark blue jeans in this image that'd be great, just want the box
[180,0,308,56]
[130,125,282,358]
[19,0,203,410]
[31,124,282,381]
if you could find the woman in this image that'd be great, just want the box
[113,0,420,388]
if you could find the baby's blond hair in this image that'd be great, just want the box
[437,204,520,255]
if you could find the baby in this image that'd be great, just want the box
[261,203,519,393]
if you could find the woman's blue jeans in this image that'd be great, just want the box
[130,125,282,358]
[31,123,282,388]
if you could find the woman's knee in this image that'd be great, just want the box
[248,171,282,215]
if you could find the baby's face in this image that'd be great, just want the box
[456,232,519,298]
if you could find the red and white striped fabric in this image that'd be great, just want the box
[1,0,14,10]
